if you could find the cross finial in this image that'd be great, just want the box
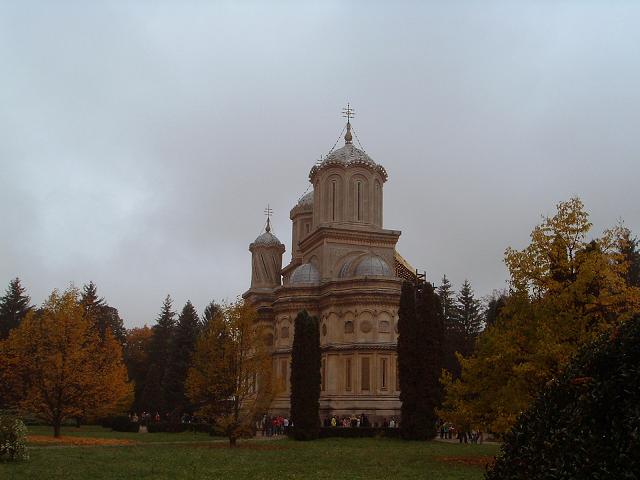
[264,204,273,232]
[342,103,354,144]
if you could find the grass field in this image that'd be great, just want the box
[1,425,499,480]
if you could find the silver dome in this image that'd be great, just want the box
[354,255,392,277]
[297,191,314,206]
[253,231,282,247]
[321,144,376,167]
[290,263,320,285]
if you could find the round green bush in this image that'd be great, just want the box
[486,316,640,479]
[0,415,29,462]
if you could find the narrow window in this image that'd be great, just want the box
[345,357,352,391]
[332,181,337,220]
[361,357,370,391]
[381,358,387,390]
[321,357,326,391]
[357,181,362,221]
[305,223,310,233]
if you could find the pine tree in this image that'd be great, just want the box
[437,275,463,379]
[453,279,483,356]
[485,290,508,328]
[201,300,222,333]
[140,295,176,414]
[163,300,200,416]
[81,281,126,344]
[0,278,32,340]
[436,275,455,326]
[619,228,640,288]
[289,310,321,440]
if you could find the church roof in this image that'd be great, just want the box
[309,128,388,181]
[252,218,283,247]
[297,191,314,207]
[290,263,320,285]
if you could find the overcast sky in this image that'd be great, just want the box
[1,1,639,327]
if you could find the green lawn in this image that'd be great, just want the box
[2,425,499,480]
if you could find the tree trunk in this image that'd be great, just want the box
[53,420,61,438]
[229,436,237,447]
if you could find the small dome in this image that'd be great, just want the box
[290,263,320,286]
[297,191,314,206]
[354,255,392,277]
[253,231,282,247]
[322,144,376,167]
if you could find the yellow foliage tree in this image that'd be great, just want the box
[186,299,273,447]
[439,198,640,434]
[0,287,132,437]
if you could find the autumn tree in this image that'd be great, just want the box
[289,310,321,440]
[0,287,131,437]
[0,278,32,340]
[440,198,640,434]
[163,300,200,416]
[123,325,153,412]
[186,299,273,447]
[139,295,175,414]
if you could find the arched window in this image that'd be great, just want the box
[331,180,337,221]
[356,181,362,221]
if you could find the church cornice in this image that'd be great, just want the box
[298,225,400,253]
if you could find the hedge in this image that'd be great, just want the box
[317,427,402,439]
[486,316,640,480]
[110,416,139,433]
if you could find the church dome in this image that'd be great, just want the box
[297,191,314,207]
[252,218,282,247]
[354,255,392,277]
[253,231,282,246]
[290,263,320,286]
[322,143,376,167]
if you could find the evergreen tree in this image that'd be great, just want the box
[437,275,463,380]
[619,228,640,287]
[289,310,321,440]
[140,295,176,414]
[398,281,444,440]
[163,300,200,416]
[81,281,126,344]
[453,279,483,356]
[485,290,508,328]
[201,300,222,333]
[436,275,455,326]
[0,278,32,340]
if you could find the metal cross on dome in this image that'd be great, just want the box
[342,103,355,122]
[264,204,273,232]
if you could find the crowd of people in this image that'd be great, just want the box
[259,415,290,436]
[322,413,399,428]
[438,421,484,444]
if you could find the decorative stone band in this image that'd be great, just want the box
[272,342,397,355]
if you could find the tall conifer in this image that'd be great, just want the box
[140,295,176,414]
[0,278,32,340]
[289,310,320,440]
[399,281,444,440]
[164,300,200,415]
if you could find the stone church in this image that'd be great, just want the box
[243,115,416,422]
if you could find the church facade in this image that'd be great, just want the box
[243,118,416,422]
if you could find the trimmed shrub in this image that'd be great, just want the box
[318,427,402,439]
[486,316,640,479]
[0,415,28,462]
[110,416,139,433]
